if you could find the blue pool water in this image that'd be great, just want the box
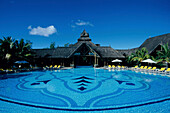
[0,67,170,112]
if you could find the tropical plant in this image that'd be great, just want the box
[131,47,150,63]
[15,39,33,61]
[126,54,133,63]
[126,47,150,66]
[0,37,16,67]
[64,43,69,47]
[0,37,33,68]
[156,43,170,63]
[50,42,55,49]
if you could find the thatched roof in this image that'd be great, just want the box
[33,47,76,58]
[34,31,170,59]
[116,48,138,56]
[95,47,124,58]
[33,42,124,59]
[117,33,170,56]
[33,30,125,59]
[139,33,170,54]
[78,29,91,41]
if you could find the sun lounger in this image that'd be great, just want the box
[147,67,152,70]
[117,65,121,69]
[43,66,49,70]
[151,67,156,70]
[131,65,138,71]
[57,65,61,69]
[52,65,58,69]
[141,66,147,71]
[158,68,166,74]
[0,68,6,74]
[43,67,47,70]
[108,65,112,69]
[132,66,138,69]
[0,68,4,71]
[143,66,147,69]
[139,66,144,69]
[136,66,144,71]
[112,65,116,69]
[121,66,126,69]
[143,66,152,72]
[134,66,138,68]
[6,69,14,73]
[54,65,58,68]
[149,67,157,72]
[138,66,147,72]
[165,68,170,75]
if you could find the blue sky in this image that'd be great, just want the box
[0,0,170,49]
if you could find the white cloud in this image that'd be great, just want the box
[28,25,32,29]
[71,20,94,28]
[28,25,57,37]
[75,20,94,26]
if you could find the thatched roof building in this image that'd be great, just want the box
[33,31,170,67]
[138,33,170,54]
[117,33,170,56]
[33,30,124,67]
[116,48,138,56]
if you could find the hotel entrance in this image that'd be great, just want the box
[72,43,100,67]
[74,55,94,66]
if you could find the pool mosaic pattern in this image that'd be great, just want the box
[0,68,170,111]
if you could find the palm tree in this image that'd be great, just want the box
[15,39,33,61]
[50,42,55,49]
[130,47,150,65]
[157,43,170,62]
[0,37,16,67]
[125,53,135,66]
[0,37,33,68]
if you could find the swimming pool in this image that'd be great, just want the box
[0,67,170,112]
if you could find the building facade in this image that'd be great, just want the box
[117,33,170,56]
[33,31,170,67]
[33,30,124,67]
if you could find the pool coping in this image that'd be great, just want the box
[0,95,169,111]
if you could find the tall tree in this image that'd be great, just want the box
[125,53,135,66]
[129,47,150,65]
[0,37,33,68]
[50,42,55,49]
[156,43,170,63]
[0,37,16,68]
[64,43,69,47]
[15,39,33,61]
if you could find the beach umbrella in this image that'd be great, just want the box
[15,61,29,64]
[112,59,122,62]
[141,59,157,64]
